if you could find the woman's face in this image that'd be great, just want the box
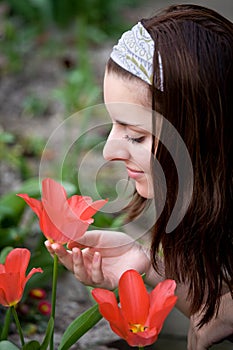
[103,71,155,199]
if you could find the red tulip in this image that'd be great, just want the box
[0,248,43,307]
[92,269,177,347]
[17,178,107,244]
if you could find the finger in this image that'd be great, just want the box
[67,240,87,250]
[50,243,73,271]
[91,252,104,285]
[51,242,68,256]
[72,247,90,284]
[44,240,54,255]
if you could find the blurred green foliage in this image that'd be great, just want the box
[0,0,139,33]
[0,0,135,291]
[0,129,45,179]
[0,0,140,110]
[22,95,50,118]
[52,62,100,115]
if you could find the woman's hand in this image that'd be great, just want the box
[188,292,233,349]
[45,230,153,290]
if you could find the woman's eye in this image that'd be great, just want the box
[124,135,145,144]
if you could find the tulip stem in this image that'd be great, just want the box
[50,253,58,350]
[1,307,11,340]
[11,306,25,346]
[138,347,145,350]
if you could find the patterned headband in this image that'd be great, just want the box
[110,22,163,88]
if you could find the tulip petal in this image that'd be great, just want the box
[16,194,42,218]
[109,317,129,340]
[92,289,120,322]
[149,297,177,334]
[42,202,90,242]
[25,267,43,284]
[0,265,6,273]
[42,178,67,207]
[16,193,64,242]
[126,326,158,347]
[39,206,70,243]
[18,178,107,243]
[0,287,8,306]
[41,179,71,230]
[5,248,30,276]
[42,181,89,241]
[0,273,22,306]
[119,270,149,325]
[80,199,108,221]
[67,195,92,217]
[149,279,177,311]
[0,249,43,307]
[148,279,177,332]
[92,289,128,339]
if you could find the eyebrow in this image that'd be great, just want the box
[115,119,142,127]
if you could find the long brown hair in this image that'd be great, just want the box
[107,4,233,326]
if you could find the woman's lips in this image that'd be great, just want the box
[126,166,144,180]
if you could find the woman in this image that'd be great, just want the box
[46,4,233,349]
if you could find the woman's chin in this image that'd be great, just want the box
[135,182,154,199]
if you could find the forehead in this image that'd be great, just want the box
[104,71,153,131]
[104,71,151,106]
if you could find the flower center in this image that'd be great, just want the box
[129,323,147,333]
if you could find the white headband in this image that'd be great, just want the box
[110,22,163,88]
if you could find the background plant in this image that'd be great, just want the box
[0,0,141,343]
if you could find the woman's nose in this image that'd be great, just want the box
[103,131,129,161]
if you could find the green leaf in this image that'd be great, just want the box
[0,194,26,226]
[58,303,102,350]
[0,228,27,248]
[15,178,41,196]
[58,288,119,350]
[0,131,15,143]
[0,247,13,263]
[40,317,54,350]
[0,340,20,349]
[22,340,40,350]
[0,178,40,227]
